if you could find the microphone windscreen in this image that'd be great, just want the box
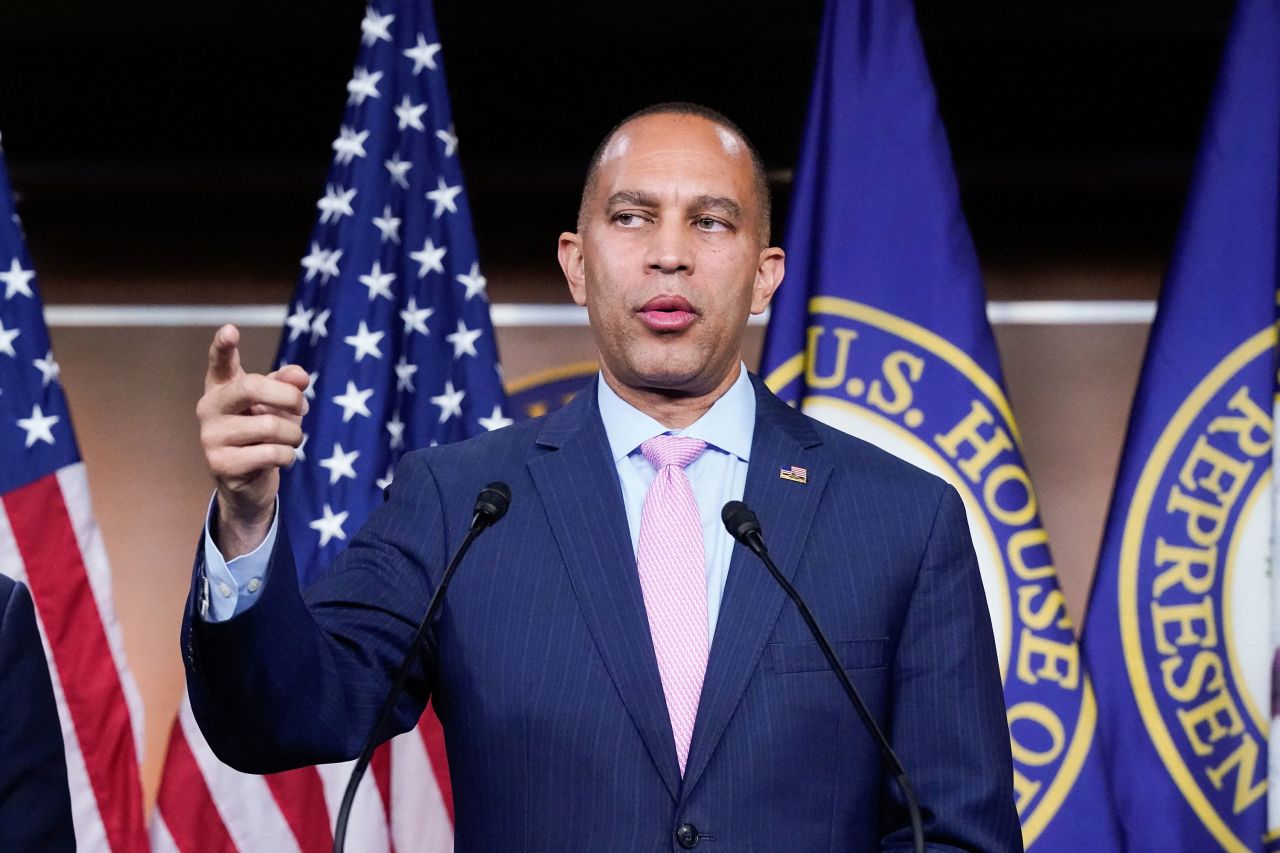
[475,481,512,522]
[721,500,760,544]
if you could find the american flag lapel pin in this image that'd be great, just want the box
[779,465,808,484]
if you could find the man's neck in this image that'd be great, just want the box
[601,364,743,430]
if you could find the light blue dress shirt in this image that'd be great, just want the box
[596,364,754,642]
[202,363,756,642]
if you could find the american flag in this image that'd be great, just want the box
[0,143,150,847]
[149,1,508,850]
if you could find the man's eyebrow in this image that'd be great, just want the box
[692,195,743,220]
[605,190,660,209]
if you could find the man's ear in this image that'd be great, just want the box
[558,231,587,307]
[749,247,786,314]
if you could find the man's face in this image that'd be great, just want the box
[558,114,785,399]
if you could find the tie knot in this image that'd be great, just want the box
[641,435,707,470]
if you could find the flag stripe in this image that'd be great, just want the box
[154,724,238,853]
[3,473,147,853]
[372,742,395,852]
[178,699,304,853]
[56,463,147,756]
[418,705,454,822]
[264,768,335,853]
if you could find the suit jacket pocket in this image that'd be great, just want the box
[769,637,889,673]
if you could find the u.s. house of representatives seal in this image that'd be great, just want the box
[1118,325,1273,852]
[765,296,1097,847]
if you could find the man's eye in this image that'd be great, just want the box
[695,217,728,232]
[614,212,647,227]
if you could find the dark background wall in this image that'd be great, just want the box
[0,1,1235,301]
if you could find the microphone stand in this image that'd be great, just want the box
[332,483,510,853]
[722,501,925,853]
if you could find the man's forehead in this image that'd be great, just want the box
[598,115,747,167]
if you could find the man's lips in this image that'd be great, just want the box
[637,295,698,331]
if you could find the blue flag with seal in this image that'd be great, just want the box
[1082,0,1280,849]
[759,1,1120,847]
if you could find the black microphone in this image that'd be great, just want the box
[334,482,511,853]
[721,501,925,853]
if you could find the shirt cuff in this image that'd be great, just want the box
[200,493,279,623]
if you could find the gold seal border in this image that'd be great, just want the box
[505,360,599,396]
[765,296,1095,848]
[1118,325,1275,853]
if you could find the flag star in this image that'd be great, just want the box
[360,7,395,45]
[435,125,458,157]
[358,261,396,302]
[478,404,514,432]
[33,350,60,385]
[310,308,330,343]
[376,466,395,492]
[0,258,35,300]
[386,412,406,450]
[317,184,357,224]
[394,95,428,132]
[17,404,59,448]
[425,176,462,218]
[445,319,483,359]
[431,380,466,423]
[394,356,418,392]
[294,432,308,462]
[333,380,375,422]
[332,126,370,165]
[403,33,442,74]
[344,321,385,362]
[385,152,413,188]
[0,317,18,356]
[400,296,434,336]
[346,67,383,104]
[303,371,319,400]
[372,205,401,243]
[455,261,487,301]
[320,248,343,282]
[409,237,446,277]
[300,243,329,282]
[285,302,313,342]
[319,443,360,485]
[309,503,349,547]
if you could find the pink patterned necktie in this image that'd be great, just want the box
[636,434,709,776]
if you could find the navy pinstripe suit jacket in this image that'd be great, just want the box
[184,375,1021,852]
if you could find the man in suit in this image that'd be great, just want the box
[189,103,1020,851]
[0,574,75,851]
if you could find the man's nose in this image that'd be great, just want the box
[645,218,693,274]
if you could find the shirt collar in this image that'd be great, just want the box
[596,363,755,463]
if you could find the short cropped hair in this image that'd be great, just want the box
[577,102,772,243]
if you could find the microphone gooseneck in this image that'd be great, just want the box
[334,482,512,853]
[720,500,926,853]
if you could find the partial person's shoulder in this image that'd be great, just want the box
[411,414,545,469]
[0,573,16,606]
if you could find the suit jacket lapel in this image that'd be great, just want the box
[526,384,683,802]
[680,377,831,799]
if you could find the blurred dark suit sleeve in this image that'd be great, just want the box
[0,575,75,852]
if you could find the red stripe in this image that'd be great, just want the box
[154,723,238,853]
[372,743,394,853]
[5,474,148,852]
[264,767,333,853]
[418,702,453,823]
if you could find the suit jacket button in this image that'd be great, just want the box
[676,823,699,849]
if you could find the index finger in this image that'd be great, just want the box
[206,324,243,388]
